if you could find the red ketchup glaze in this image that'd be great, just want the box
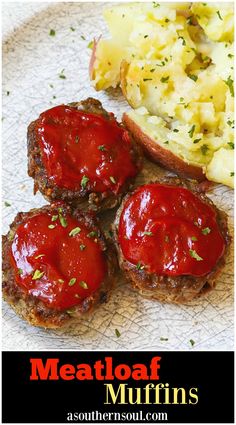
[36,105,138,193]
[10,209,107,310]
[118,184,226,277]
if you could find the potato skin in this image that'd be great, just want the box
[2,204,117,328]
[122,112,206,182]
[112,177,231,304]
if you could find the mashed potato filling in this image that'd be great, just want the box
[91,2,234,188]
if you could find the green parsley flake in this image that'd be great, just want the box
[59,69,66,79]
[81,175,89,189]
[216,10,223,20]
[69,227,81,237]
[4,201,11,207]
[136,262,145,270]
[87,40,94,49]
[201,144,209,155]
[79,281,88,289]
[178,36,186,46]
[227,120,234,128]
[143,78,152,82]
[51,215,58,222]
[193,138,201,144]
[68,278,77,286]
[59,214,68,228]
[202,227,211,235]
[110,176,116,184]
[160,76,169,83]
[142,231,153,236]
[70,27,75,31]
[190,339,195,347]
[80,244,86,251]
[191,236,198,241]
[48,224,55,229]
[87,231,96,238]
[224,76,234,97]
[49,29,56,36]
[228,142,234,149]
[80,35,86,40]
[189,249,203,261]
[115,329,121,337]
[98,145,106,151]
[188,125,195,138]
[32,270,44,280]
[230,172,234,177]
[75,135,80,143]
[160,337,168,341]
[188,74,198,82]
[18,268,23,275]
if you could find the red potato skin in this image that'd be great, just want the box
[122,112,206,182]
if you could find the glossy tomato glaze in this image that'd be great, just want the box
[36,105,138,193]
[10,208,107,310]
[118,184,226,277]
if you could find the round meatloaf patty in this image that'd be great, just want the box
[2,203,116,328]
[27,98,142,212]
[113,177,231,303]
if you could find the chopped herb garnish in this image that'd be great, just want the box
[224,76,234,97]
[35,254,45,259]
[190,339,195,347]
[6,91,10,96]
[75,135,80,143]
[32,270,44,280]
[142,231,153,236]
[201,144,209,155]
[216,10,223,20]
[53,95,56,99]
[173,129,179,133]
[87,231,96,238]
[188,74,198,82]
[202,227,211,235]
[68,278,77,286]
[228,54,234,59]
[59,69,66,79]
[164,141,169,144]
[70,27,75,31]
[191,236,198,241]
[160,337,168,341]
[153,2,160,7]
[69,227,81,237]
[49,29,56,36]
[227,120,234,128]
[179,97,184,102]
[81,175,89,189]
[87,40,94,49]
[79,281,88,289]
[228,142,234,149]
[230,172,234,177]
[189,249,203,261]
[48,224,55,229]
[80,244,86,251]
[115,329,121,337]
[136,262,145,270]
[49,83,54,88]
[143,78,153,82]
[188,125,195,138]
[8,230,14,241]
[51,215,58,222]
[178,36,186,46]
[59,214,68,228]
[4,201,11,207]
[80,35,86,40]
[110,176,116,184]
[193,138,201,144]
[165,18,169,23]
[18,268,23,275]
[144,35,148,38]
[98,145,106,151]
[160,76,169,83]
[150,68,155,73]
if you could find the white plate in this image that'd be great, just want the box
[2,2,234,351]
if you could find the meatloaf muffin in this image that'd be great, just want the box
[2,203,116,328]
[113,178,230,303]
[27,98,142,212]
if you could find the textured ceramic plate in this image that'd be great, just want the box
[2,2,234,351]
